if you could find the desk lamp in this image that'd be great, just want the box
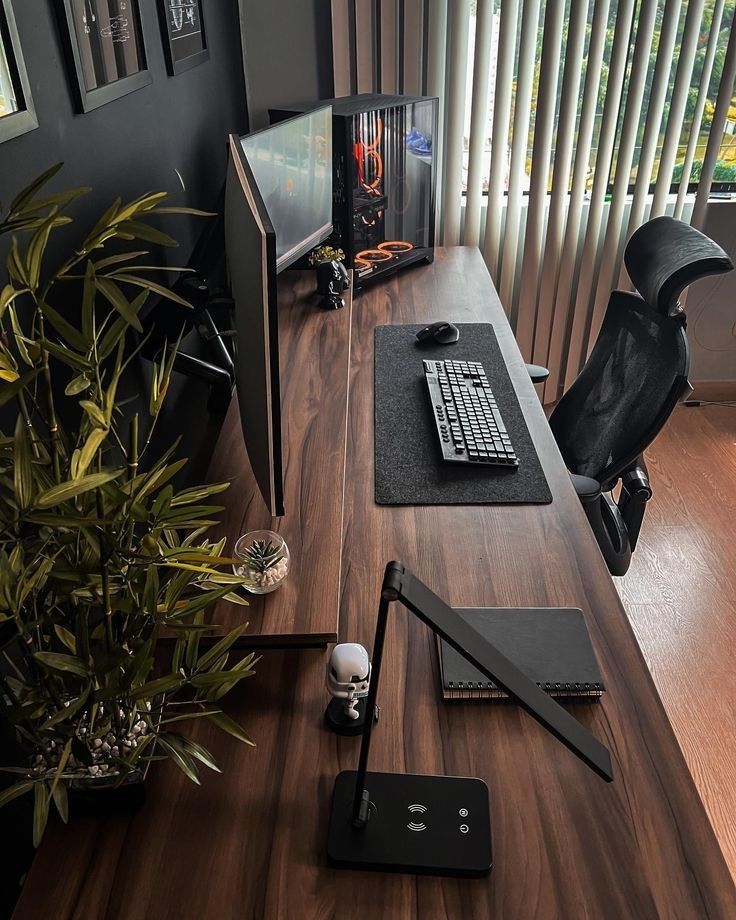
[327,562,613,878]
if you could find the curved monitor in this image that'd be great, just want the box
[224,107,333,517]
[225,136,284,517]
[239,106,333,271]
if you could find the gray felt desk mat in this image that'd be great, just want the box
[374,323,553,505]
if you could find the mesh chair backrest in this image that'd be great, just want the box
[549,291,688,487]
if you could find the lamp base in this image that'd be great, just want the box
[327,770,492,877]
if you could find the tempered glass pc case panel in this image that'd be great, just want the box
[350,99,436,284]
[269,94,438,287]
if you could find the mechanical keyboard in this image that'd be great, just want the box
[423,359,519,467]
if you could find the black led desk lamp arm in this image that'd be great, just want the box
[328,562,613,877]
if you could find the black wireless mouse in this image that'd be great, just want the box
[415,321,460,346]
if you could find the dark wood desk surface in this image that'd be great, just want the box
[203,269,353,646]
[14,249,735,919]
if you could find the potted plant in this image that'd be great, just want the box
[0,165,257,846]
[307,244,345,266]
[234,530,290,594]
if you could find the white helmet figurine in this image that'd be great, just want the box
[326,643,371,720]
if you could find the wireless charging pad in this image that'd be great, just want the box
[327,770,492,877]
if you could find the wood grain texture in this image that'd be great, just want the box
[13,249,735,920]
[203,270,352,646]
[616,403,736,880]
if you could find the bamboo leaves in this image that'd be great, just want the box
[34,652,90,677]
[206,710,255,747]
[79,400,108,429]
[71,428,108,479]
[81,261,95,340]
[0,283,28,319]
[26,211,58,291]
[36,470,124,508]
[94,277,144,333]
[0,167,253,850]
[8,163,64,216]
[0,780,34,810]
[149,339,180,416]
[13,415,34,510]
[0,348,18,383]
[39,301,87,352]
[0,367,41,407]
[64,374,91,397]
[112,273,192,308]
[33,783,49,848]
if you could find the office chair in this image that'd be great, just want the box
[546,216,733,576]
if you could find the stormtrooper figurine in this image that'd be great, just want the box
[324,643,377,735]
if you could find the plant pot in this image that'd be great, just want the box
[233,530,290,594]
[27,697,162,817]
[67,771,147,818]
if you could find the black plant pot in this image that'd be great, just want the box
[67,769,147,818]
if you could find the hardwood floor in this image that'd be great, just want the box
[615,403,736,879]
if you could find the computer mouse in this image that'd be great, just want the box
[415,321,460,345]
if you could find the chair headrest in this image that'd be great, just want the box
[624,216,733,317]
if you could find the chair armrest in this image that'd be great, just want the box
[619,457,652,550]
[570,473,602,503]
[571,475,633,575]
[525,363,550,384]
[621,460,652,500]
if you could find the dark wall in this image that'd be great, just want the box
[0,1,249,484]
[239,0,333,129]
[0,0,248,258]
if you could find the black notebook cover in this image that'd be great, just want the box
[437,608,605,702]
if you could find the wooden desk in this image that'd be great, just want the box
[13,249,735,919]
[203,269,352,646]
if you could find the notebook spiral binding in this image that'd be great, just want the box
[445,680,604,702]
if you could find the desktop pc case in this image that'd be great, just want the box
[270,94,438,288]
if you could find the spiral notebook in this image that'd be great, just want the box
[437,607,605,702]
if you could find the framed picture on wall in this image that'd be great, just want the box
[0,0,38,143]
[158,0,208,76]
[56,0,152,113]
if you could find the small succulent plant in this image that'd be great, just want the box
[241,538,284,574]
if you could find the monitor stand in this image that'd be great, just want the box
[326,770,492,878]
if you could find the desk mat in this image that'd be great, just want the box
[374,323,552,505]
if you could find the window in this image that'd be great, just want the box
[462,0,736,194]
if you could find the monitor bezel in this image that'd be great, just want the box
[227,134,285,517]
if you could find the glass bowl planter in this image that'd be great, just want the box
[233,530,290,594]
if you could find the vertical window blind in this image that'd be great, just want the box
[331,0,736,403]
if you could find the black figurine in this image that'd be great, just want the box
[315,259,350,310]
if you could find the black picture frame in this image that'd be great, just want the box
[0,0,38,143]
[158,0,209,76]
[55,0,152,114]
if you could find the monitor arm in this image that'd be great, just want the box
[142,274,236,415]
[351,562,613,828]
